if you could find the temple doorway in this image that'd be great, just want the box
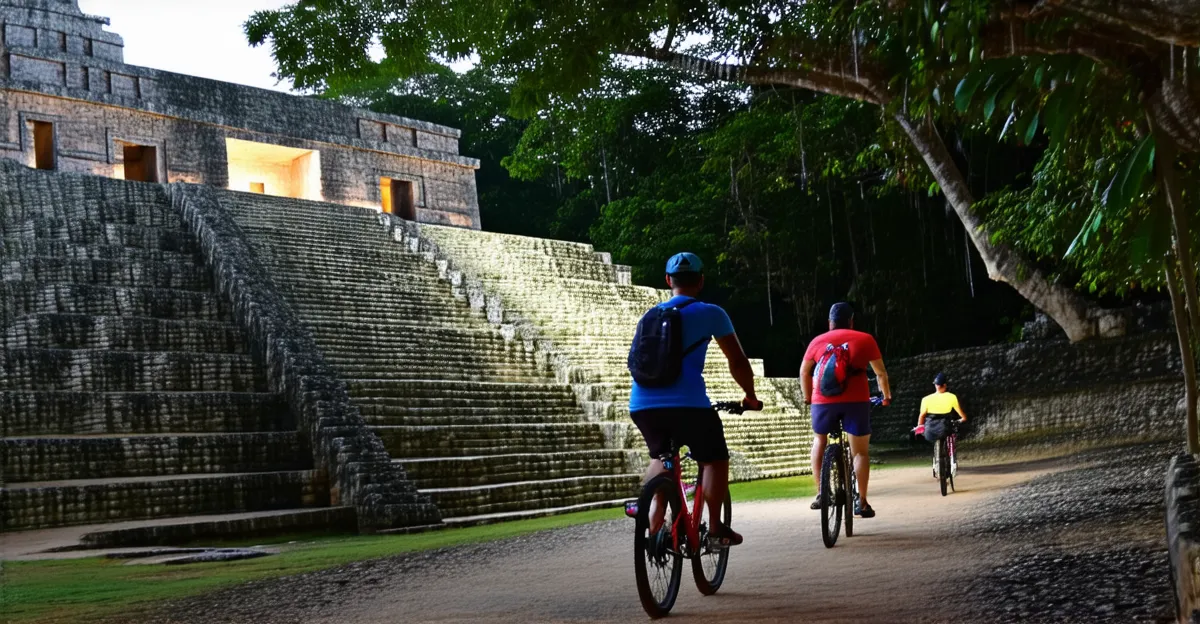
[381,177,415,220]
[225,138,322,201]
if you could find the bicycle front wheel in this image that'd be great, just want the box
[938,438,950,497]
[634,475,684,618]
[692,490,731,595]
[820,444,844,548]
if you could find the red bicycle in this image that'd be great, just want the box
[625,400,760,618]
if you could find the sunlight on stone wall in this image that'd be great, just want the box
[225,138,322,201]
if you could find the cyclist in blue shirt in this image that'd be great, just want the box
[629,252,761,546]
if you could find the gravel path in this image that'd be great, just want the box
[111,443,1179,623]
[958,443,1177,623]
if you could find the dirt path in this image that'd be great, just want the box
[137,460,1055,624]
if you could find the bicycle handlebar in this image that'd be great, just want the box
[713,399,764,415]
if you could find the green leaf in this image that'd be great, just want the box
[955,72,986,112]
[1101,135,1156,215]
[1022,110,1040,145]
[984,90,997,121]
[931,21,940,42]
[1066,206,1101,258]
[1042,90,1068,148]
[999,111,1016,139]
[1034,65,1045,89]
[1130,195,1172,269]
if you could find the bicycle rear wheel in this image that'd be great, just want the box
[938,438,950,497]
[845,448,856,538]
[692,490,731,595]
[820,444,844,548]
[634,475,684,618]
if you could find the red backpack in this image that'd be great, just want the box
[814,342,857,396]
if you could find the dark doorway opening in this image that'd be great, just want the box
[381,178,416,220]
[122,144,159,182]
[31,121,54,170]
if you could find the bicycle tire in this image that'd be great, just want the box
[845,447,855,538]
[691,490,731,595]
[634,475,684,618]
[938,438,950,497]
[820,444,844,548]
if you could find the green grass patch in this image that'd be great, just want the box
[2,473,869,623]
[3,508,622,624]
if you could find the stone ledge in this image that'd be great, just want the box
[1167,453,1200,622]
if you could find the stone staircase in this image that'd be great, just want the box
[0,168,351,547]
[410,225,813,480]
[220,192,641,523]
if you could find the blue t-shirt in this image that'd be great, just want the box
[629,296,736,411]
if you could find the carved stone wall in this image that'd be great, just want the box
[0,0,482,228]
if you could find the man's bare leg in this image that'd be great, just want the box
[848,433,871,507]
[699,460,729,522]
[811,434,828,492]
[642,458,669,531]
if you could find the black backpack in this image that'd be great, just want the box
[628,299,705,387]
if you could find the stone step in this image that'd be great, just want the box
[0,390,290,436]
[324,351,535,369]
[345,379,574,399]
[286,298,481,318]
[0,238,201,263]
[4,218,193,251]
[4,470,324,531]
[335,367,548,383]
[353,395,578,410]
[254,248,429,270]
[1,349,266,393]
[4,194,179,227]
[402,451,630,488]
[3,432,308,482]
[72,507,357,549]
[2,257,212,291]
[0,283,227,322]
[362,409,586,426]
[2,314,247,353]
[425,474,641,519]
[375,423,610,457]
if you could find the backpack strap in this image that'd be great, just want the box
[675,299,704,355]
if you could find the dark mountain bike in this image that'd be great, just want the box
[626,400,761,618]
[818,411,855,548]
[934,418,960,496]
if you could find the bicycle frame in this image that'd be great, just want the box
[665,452,704,557]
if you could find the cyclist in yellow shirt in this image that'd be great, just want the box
[917,373,966,478]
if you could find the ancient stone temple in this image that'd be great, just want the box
[0,0,481,227]
[1,0,815,555]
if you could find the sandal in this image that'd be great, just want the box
[855,501,876,518]
[810,495,821,510]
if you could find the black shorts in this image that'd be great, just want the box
[630,407,730,463]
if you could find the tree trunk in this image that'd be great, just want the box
[1165,256,1199,453]
[892,113,1105,341]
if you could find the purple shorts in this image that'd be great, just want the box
[811,402,872,437]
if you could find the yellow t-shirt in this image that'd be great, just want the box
[920,391,962,417]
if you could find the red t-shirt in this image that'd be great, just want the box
[803,329,882,404]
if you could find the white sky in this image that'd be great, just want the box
[77,1,296,92]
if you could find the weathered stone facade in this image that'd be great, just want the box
[0,0,482,228]
[874,333,1185,448]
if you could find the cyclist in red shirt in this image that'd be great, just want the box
[799,302,892,518]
